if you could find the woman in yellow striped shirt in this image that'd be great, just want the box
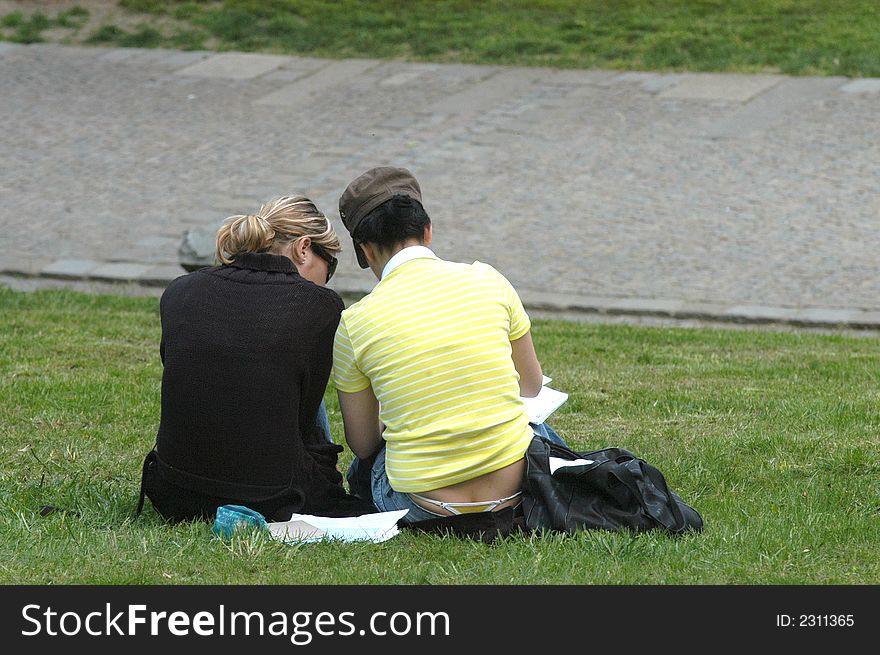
[333,167,565,522]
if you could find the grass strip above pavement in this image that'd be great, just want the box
[2,1,880,76]
[1,287,878,584]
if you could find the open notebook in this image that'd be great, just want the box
[521,376,568,425]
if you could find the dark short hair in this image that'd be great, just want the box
[352,194,431,253]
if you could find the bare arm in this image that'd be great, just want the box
[337,386,383,459]
[511,330,543,398]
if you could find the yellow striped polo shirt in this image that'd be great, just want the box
[332,247,534,493]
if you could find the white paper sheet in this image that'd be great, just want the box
[548,456,595,474]
[522,385,568,424]
[267,509,409,544]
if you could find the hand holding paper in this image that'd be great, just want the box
[521,376,568,424]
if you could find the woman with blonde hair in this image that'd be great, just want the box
[139,195,375,521]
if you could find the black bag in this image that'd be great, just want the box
[522,436,703,535]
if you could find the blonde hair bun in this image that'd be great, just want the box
[215,195,342,265]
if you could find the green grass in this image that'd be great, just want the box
[3,1,880,75]
[87,24,164,48]
[1,287,878,584]
[1,7,90,43]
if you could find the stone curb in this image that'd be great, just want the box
[513,289,880,330]
[5,260,880,331]
[2,259,188,288]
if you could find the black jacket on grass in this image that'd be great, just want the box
[140,252,374,521]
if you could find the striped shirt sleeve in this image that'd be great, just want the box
[332,314,371,393]
[499,272,531,340]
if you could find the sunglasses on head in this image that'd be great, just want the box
[311,243,338,283]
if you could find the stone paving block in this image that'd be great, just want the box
[138,264,187,285]
[431,68,542,115]
[0,256,17,273]
[849,311,880,328]
[254,59,383,106]
[289,155,344,176]
[516,290,613,312]
[705,76,847,138]
[98,48,142,63]
[640,74,690,93]
[117,236,181,264]
[722,305,798,323]
[607,297,684,315]
[675,301,739,320]
[792,307,862,325]
[114,248,178,265]
[89,262,152,281]
[97,48,170,66]
[262,69,314,83]
[179,227,220,271]
[0,256,54,276]
[135,235,181,250]
[380,67,439,87]
[26,44,100,58]
[0,255,36,274]
[840,78,880,93]
[132,49,185,67]
[42,259,102,278]
[175,53,290,79]
[281,56,335,70]
[542,69,617,86]
[659,73,784,102]
[377,114,417,130]
[156,50,212,70]
[597,72,658,86]
[315,191,343,215]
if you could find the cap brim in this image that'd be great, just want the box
[353,239,369,269]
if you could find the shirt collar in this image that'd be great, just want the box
[230,251,296,273]
[381,245,438,280]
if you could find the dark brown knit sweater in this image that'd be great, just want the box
[147,251,374,520]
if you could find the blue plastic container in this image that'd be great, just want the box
[211,504,268,539]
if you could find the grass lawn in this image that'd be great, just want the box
[0,286,878,584]
[2,1,880,76]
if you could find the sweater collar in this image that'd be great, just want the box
[230,251,296,273]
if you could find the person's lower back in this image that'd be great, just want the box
[407,458,526,516]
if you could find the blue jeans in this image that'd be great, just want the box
[316,399,333,444]
[346,422,567,524]
[531,421,566,445]
[348,446,445,522]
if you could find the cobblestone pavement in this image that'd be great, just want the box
[2,43,879,327]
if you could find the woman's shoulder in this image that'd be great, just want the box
[159,268,207,308]
[303,282,345,315]
[468,260,501,275]
[444,259,511,291]
[434,258,504,279]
